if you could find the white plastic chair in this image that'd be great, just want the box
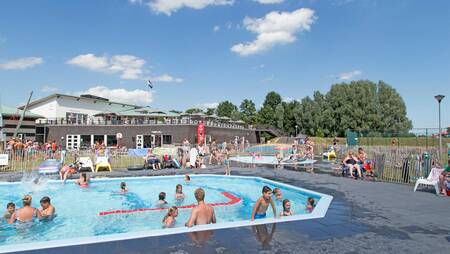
[78,157,94,172]
[413,168,444,194]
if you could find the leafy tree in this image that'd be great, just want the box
[258,91,282,126]
[185,108,203,114]
[275,103,284,130]
[205,108,216,116]
[169,110,182,114]
[216,101,238,118]
[239,99,257,124]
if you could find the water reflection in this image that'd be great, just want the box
[187,230,214,246]
[252,223,276,249]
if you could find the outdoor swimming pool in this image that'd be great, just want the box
[229,155,317,165]
[0,175,332,253]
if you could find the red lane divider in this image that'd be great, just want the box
[99,192,241,216]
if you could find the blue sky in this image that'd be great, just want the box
[0,0,449,129]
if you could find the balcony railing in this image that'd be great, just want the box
[36,118,254,130]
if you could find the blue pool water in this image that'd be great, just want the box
[0,175,331,251]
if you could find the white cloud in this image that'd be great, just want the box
[338,70,362,80]
[148,0,234,16]
[151,74,184,83]
[226,21,233,29]
[201,102,219,109]
[128,0,143,4]
[231,8,316,56]
[254,0,284,4]
[0,57,44,70]
[76,86,153,105]
[213,25,220,32]
[41,85,58,93]
[67,54,145,80]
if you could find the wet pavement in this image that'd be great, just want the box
[1,166,449,254]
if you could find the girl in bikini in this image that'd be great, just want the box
[162,206,178,228]
[280,199,293,217]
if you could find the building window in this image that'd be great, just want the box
[106,135,117,147]
[80,135,91,149]
[163,135,172,145]
[93,135,104,146]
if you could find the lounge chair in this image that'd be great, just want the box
[78,157,94,172]
[95,156,112,172]
[413,167,444,194]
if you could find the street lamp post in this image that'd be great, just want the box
[434,94,445,158]
[295,125,298,137]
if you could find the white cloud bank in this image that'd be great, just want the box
[76,86,153,105]
[67,53,183,82]
[0,57,44,70]
[338,70,362,80]
[254,0,284,4]
[231,8,316,56]
[148,0,234,16]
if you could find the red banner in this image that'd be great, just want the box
[197,121,205,145]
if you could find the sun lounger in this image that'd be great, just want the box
[413,167,444,194]
[78,157,94,172]
[95,156,112,172]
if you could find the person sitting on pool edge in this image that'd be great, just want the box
[185,188,216,227]
[280,199,293,217]
[158,192,168,206]
[39,196,55,219]
[9,195,42,224]
[76,173,89,187]
[162,206,178,228]
[175,184,185,199]
[251,186,277,220]
[3,202,15,221]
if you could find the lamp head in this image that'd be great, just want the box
[434,95,445,103]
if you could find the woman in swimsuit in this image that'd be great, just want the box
[9,195,42,224]
[344,150,362,179]
[76,173,89,187]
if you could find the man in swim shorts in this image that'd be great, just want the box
[185,188,216,227]
[251,186,277,220]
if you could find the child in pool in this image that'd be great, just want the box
[251,186,276,220]
[280,199,293,217]
[158,192,168,206]
[162,206,178,228]
[175,184,185,199]
[120,182,128,193]
[76,173,89,187]
[3,203,15,220]
[306,197,315,213]
[273,188,283,201]
[39,196,55,219]
[184,175,191,184]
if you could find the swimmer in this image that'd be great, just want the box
[9,195,42,224]
[251,186,276,220]
[280,199,293,217]
[158,192,168,206]
[175,184,185,199]
[120,182,128,193]
[184,175,191,184]
[273,188,283,201]
[39,196,55,219]
[185,188,216,227]
[3,203,15,221]
[76,173,89,187]
[162,206,178,228]
[306,197,315,213]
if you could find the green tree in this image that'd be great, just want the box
[239,99,257,124]
[258,91,282,126]
[205,108,216,116]
[185,108,203,114]
[216,101,238,118]
[275,103,284,130]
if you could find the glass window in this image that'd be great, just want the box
[107,135,117,147]
[163,135,172,145]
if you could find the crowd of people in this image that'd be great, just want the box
[2,138,60,160]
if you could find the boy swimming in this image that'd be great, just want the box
[39,196,55,218]
[158,192,168,206]
[306,197,315,213]
[3,203,15,220]
[175,184,185,199]
[251,186,277,220]
[120,182,128,193]
[162,206,178,228]
[280,199,293,217]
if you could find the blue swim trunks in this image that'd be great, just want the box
[254,213,266,219]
